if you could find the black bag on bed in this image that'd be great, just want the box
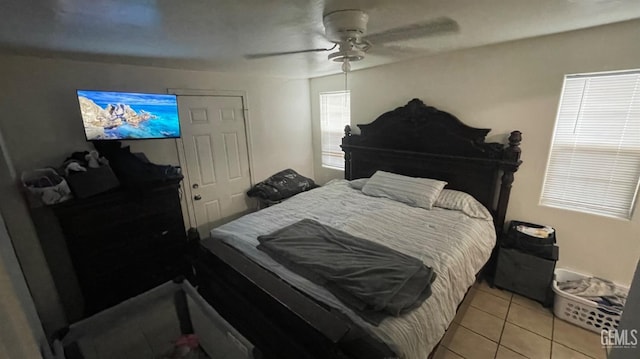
[246,169,318,202]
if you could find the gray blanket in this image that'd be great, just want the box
[257,219,436,325]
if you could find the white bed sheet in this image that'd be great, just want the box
[202,180,496,359]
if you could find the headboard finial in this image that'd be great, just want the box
[495,130,523,231]
[505,131,523,162]
[407,98,426,109]
[344,125,352,137]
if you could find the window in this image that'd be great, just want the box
[319,91,350,170]
[540,70,640,219]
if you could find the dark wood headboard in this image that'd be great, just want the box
[341,98,522,231]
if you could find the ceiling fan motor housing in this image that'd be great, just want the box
[323,9,369,42]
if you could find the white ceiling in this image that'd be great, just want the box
[1,0,639,78]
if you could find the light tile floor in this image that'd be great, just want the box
[434,281,609,359]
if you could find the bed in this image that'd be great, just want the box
[191,98,522,359]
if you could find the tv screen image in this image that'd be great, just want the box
[77,90,181,140]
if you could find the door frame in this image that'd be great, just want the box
[168,88,256,231]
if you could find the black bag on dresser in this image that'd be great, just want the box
[494,220,559,307]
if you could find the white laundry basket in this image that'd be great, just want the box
[553,268,628,333]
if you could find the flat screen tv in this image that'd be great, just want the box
[77,90,181,141]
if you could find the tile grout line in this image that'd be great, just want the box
[475,286,513,301]
[440,329,467,359]
[468,302,507,320]
[498,299,555,358]
[468,290,511,320]
[474,288,513,303]
[552,342,601,359]
[452,309,599,359]
[507,320,553,341]
[469,300,552,329]
[470,290,555,335]
[499,324,541,359]
[550,315,555,358]
[552,317,604,359]
[475,286,555,316]
[457,321,503,345]
[442,287,473,359]
[494,293,513,359]
[473,284,603,359]
[446,346,466,359]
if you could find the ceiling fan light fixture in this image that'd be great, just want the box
[328,48,365,63]
[341,60,351,73]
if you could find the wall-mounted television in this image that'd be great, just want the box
[77,90,181,141]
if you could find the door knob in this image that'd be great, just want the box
[192,184,199,189]
[194,195,202,201]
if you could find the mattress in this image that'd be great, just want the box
[202,180,496,359]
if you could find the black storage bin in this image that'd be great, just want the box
[492,220,559,307]
[502,220,558,260]
[494,248,555,306]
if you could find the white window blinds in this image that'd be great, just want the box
[320,91,350,170]
[540,70,640,219]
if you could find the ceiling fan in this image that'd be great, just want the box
[244,9,459,72]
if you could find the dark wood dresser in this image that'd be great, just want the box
[52,182,190,317]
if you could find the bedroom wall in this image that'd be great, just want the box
[0,126,67,339]
[0,133,52,359]
[0,55,313,333]
[310,19,640,286]
[0,55,313,180]
[0,210,49,359]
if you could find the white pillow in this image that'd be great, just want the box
[434,189,493,220]
[349,178,368,190]
[362,171,447,210]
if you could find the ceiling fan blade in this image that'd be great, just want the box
[364,17,459,45]
[244,44,336,59]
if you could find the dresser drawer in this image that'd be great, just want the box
[67,219,185,257]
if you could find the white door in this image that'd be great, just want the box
[178,96,252,238]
